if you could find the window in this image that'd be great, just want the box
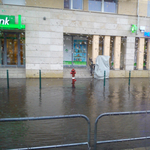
[88,0,117,13]
[89,0,102,12]
[147,1,150,16]
[2,0,25,5]
[64,0,83,10]
[104,0,117,13]
[63,35,87,66]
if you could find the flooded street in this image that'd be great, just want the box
[0,78,150,150]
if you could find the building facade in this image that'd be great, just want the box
[0,0,150,78]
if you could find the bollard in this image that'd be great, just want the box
[7,70,9,89]
[104,70,106,87]
[128,70,131,87]
[39,70,41,89]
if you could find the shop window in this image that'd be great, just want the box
[120,37,126,70]
[88,0,117,13]
[64,0,83,10]
[2,0,25,5]
[63,35,87,67]
[99,36,104,55]
[110,37,115,69]
[89,0,102,12]
[0,32,25,67]
[134,37,139,70]
[143,39,148,70]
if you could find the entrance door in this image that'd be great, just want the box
[6,33,18,65]
[0,32,25,67]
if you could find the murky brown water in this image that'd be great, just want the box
[0,78,150,150]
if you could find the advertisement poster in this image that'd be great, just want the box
[73,40,87,65]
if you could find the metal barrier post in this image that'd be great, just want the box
[0,114,91,150]
[7,70,9,89]
[39,70,41,89]
[94,110,150,150]
[128,70,131,87]
[104,71,106,87]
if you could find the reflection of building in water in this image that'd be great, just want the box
[0,79,27,148]
[0,0,150,78]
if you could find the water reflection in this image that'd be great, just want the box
[0,78,150,149]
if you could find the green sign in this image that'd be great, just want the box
[0,15,25,30]
[131,24,137,33]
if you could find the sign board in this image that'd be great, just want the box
[0,15,25,30]
[144,32,150,37]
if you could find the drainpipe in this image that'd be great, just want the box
[137,0,139,35]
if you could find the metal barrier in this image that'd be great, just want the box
[94,110,150,150]
[0,114,90,150]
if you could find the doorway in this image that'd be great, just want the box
[0,32,25,67]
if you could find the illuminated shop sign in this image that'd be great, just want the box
[0,15,25,30]
[144,32,150,37]
[131,24,137,33]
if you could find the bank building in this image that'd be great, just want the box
[0,0,150,78]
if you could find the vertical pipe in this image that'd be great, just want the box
[7,70,9,89]
[137,0,139,35]
[104,70,106,87]
[128,71,131,86]
[39,70,41,89]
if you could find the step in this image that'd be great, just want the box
[63,67,92,78]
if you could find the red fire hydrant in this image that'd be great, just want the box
[70,68,76,88]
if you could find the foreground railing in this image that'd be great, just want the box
[1,111,150,150]
[0,114,91,150]
[94,110,150,150]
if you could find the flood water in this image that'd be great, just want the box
[0,78,150,150]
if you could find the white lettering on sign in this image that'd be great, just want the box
[0,17,9,25]
[5,17,9,25]
[0,19,4,24]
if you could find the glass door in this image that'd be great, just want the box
[6,34,18,65]
[1,32,25,67]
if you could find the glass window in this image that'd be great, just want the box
[72,0,83,9]
[89,0,102,12]
[134,37,139,70]
[147,1,150,16]
[64,0,83,10]
[64,0,70,9]
[0,33,4,66]
[104,0,117,13]
[63,35,87,66]
[2,0,25,5]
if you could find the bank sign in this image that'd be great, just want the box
[0,15,25,30]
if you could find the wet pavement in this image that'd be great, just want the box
[0,78,150,150]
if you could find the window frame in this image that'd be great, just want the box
[88,0,117,13]
[2,0,25,6]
